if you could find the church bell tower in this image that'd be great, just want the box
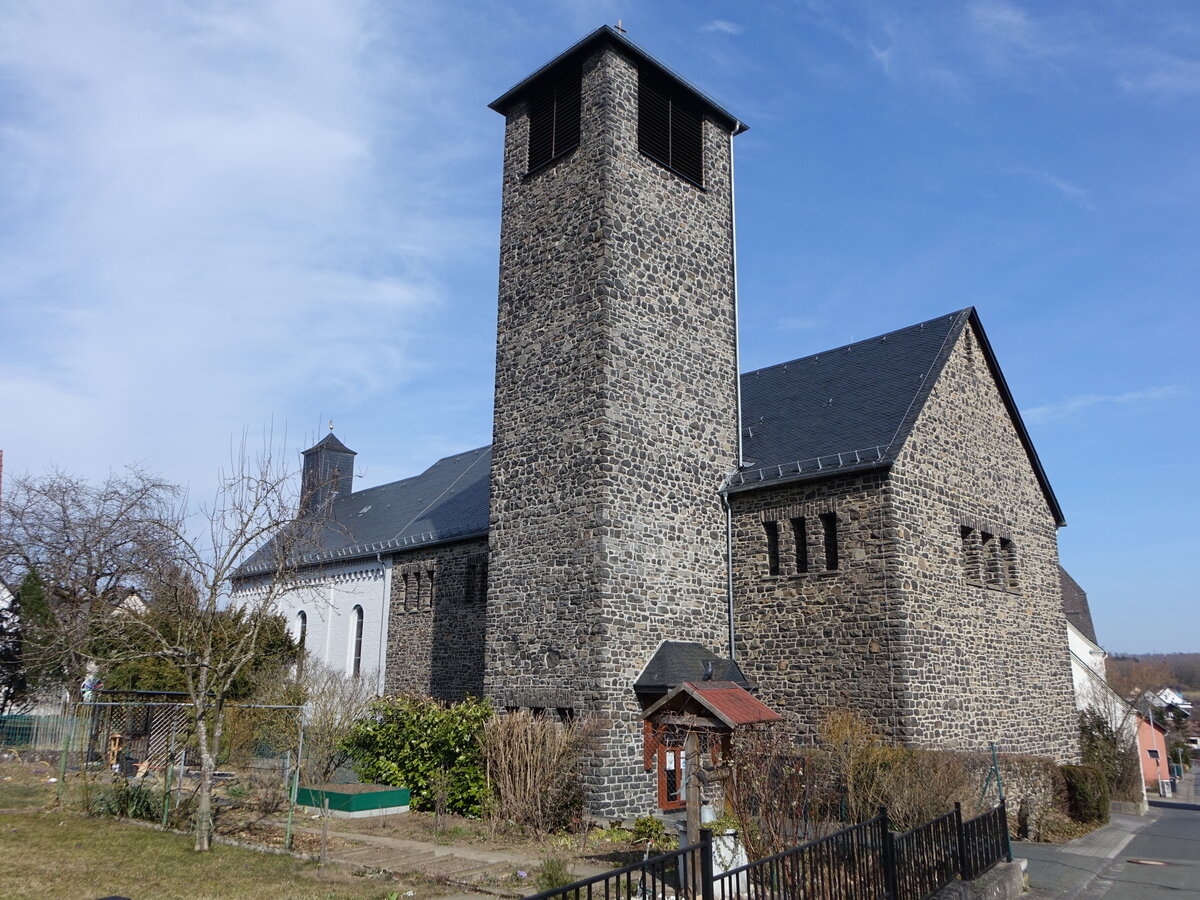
[485,27,746,816]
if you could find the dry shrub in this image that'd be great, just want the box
[483,710,598,833]
[819,710,976,830]
[727,726,836,861]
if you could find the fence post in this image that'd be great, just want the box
[954,802,968,881]
[880,807,899,900]
[700,827,714,900]
[56,705,76,808]
[162,759,173,827]
[999,799,1012,862]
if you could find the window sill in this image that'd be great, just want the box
[966,581,1021,595]
[523,145,578,180]
[638,149,706,191]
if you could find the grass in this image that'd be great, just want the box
[0,757,426,899]
[0,811,416,900]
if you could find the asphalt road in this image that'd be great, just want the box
[1022,774,1200,898]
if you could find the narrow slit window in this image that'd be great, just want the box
[791,517,809,573]
[960,526,979,582]
[638,69,704,185]
[527,67,582,172]
[297,611,307,651]
[350,605,364,678]
[465,564,477,603]
[820,512,839,571]
[981,533,1000,586]
[1001,538,1019,590]
[764,521,780,576]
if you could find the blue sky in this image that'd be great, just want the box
[1,1,1196,652]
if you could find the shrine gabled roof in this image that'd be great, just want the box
[634,641,753,697]
[642,680,782,729]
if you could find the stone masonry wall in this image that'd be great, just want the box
[731,471,906,742]
[888,322,1079,761]
[384,537,488,702]
[486,42,740,817]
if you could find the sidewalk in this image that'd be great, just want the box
[1020,769,1198,898]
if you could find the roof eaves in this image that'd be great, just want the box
[489,25,747,135]
[724,456,891,495]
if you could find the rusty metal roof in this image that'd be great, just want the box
[643,680,782,729]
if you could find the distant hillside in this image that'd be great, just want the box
[1108,652,1200,697]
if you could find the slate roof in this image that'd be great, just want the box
[237,445,491,576]
[304,433,356,455]
[244,308,1062,571]
[490,26,747,136]
[1059,566,1098,645]
[634,641,754,698]
[730,308,1065,526]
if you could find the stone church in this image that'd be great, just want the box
[241,26,1080,817]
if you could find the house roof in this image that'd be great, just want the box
[490,25,747,135]
[634,641,753,696]
[1060,566,1098,645]
[642,681,782,729]
[237,445,491,576]
[730,308,1065,527]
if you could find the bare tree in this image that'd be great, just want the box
[1,437,326,852]
[276,659,378,785]
[0,466,177,693]
[120,437,323,851]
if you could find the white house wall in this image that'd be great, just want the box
[266,559,391,691]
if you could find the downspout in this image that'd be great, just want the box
[376,552,389,694]
[721,486,736,662]
[730,123,745,470]
[724,123,744,665]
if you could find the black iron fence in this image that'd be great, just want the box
[715,814,889,900]
[891,809,959,900]
[958,801,1009,881]
[522,836,712,900]
[526,801,1010,900]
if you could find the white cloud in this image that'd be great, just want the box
[1026,386,1185,424]
[0,0,479,489]
[702,20,743,36]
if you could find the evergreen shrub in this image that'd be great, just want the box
[340,694,492,816]
[1060,763,1110,824]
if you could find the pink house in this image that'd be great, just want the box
[1138,714,1171,793]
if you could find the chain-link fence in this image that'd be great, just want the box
[1,692,308,844]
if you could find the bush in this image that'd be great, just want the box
[1078,708,1142,802]
[632,815,670,848]
[341,694,493,816]
[482,709,597,833]
[91,779,161,821]
[534,856,576,892]
[1060,764,1110,825]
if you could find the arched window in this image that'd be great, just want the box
[350,605,364,678]
[296,611,308,651]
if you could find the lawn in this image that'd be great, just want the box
[0,811,416,900]
[0,757,423,900]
